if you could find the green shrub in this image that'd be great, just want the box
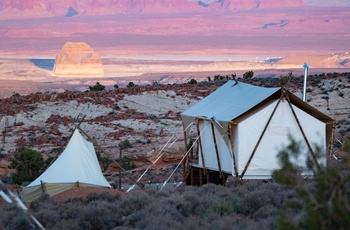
[96,152,112,172]
[188,79,197,84]
[89,82,105,91]
[272,137,350,229]
[127,82,136,88]
[10,147,50,185]
[243,71,254,79]
[121,156,136,170]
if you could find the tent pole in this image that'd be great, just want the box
[229,122,239,185]
[183,122,189,177]
[285,90,321,169]
[210,122,223,178]
[190,168,194,185]
[119,148,122,190]
[240,98,282,179]
[196,119,207,174]
[40,181,45,194]
[329,121,336,161]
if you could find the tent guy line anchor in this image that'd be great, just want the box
[126,120,195,193]
[160,122,210,191]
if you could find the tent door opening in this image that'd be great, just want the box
[184,166,229,186]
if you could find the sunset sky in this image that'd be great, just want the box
[306,0,350,6]
[198,0,350,6]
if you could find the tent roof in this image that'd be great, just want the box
[181,81,334,132]
[27,129,110,188]
[181,81,280,123]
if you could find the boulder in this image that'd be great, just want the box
[53,42,104,77]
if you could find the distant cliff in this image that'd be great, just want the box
[0,0,305,19]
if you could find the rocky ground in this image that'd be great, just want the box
[0,73,350,191]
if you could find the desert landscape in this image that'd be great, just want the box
[1,0,350,229]
[1,1,350,98]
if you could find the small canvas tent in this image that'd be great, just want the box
[22,129,111,202]
[181,81,335,184]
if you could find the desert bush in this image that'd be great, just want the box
[118,190,152,216]
[0,182,293,229]
[243,71,254,79]
[0,204,30,229]
[11,92,21,98]
[85,191,120,204]
[273,137,350,230]
[30,193,56,211]
[35,209,60,229]
[0,176,13,184]
[8,145,349,230]
[278,72,293,87]
[188,79,197,84]
[120,156,136,170]
[10,147,50,185]
[119,139,132,150]
[133,213,182,230]
[213,75,225,81]
[96,152,112,172]
[344,135,350,152]
[127,82,136,88]
[89,82,105,91]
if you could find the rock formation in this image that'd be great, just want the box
[0,0,306,18]
[53,42,104,77]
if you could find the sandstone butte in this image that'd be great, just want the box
[53,42,104,77]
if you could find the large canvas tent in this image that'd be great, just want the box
[181,81,335,183]
[22,129,111,202]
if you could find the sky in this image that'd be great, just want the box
[306,0,350,6]
[196,0,350,7]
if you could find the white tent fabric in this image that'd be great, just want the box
[22,129,111,202]
[182,81,332,180]
[196,120,233,173]
[235,100,326,179]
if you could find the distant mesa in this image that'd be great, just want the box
[0,0,305,19]
[53,42,104,77]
